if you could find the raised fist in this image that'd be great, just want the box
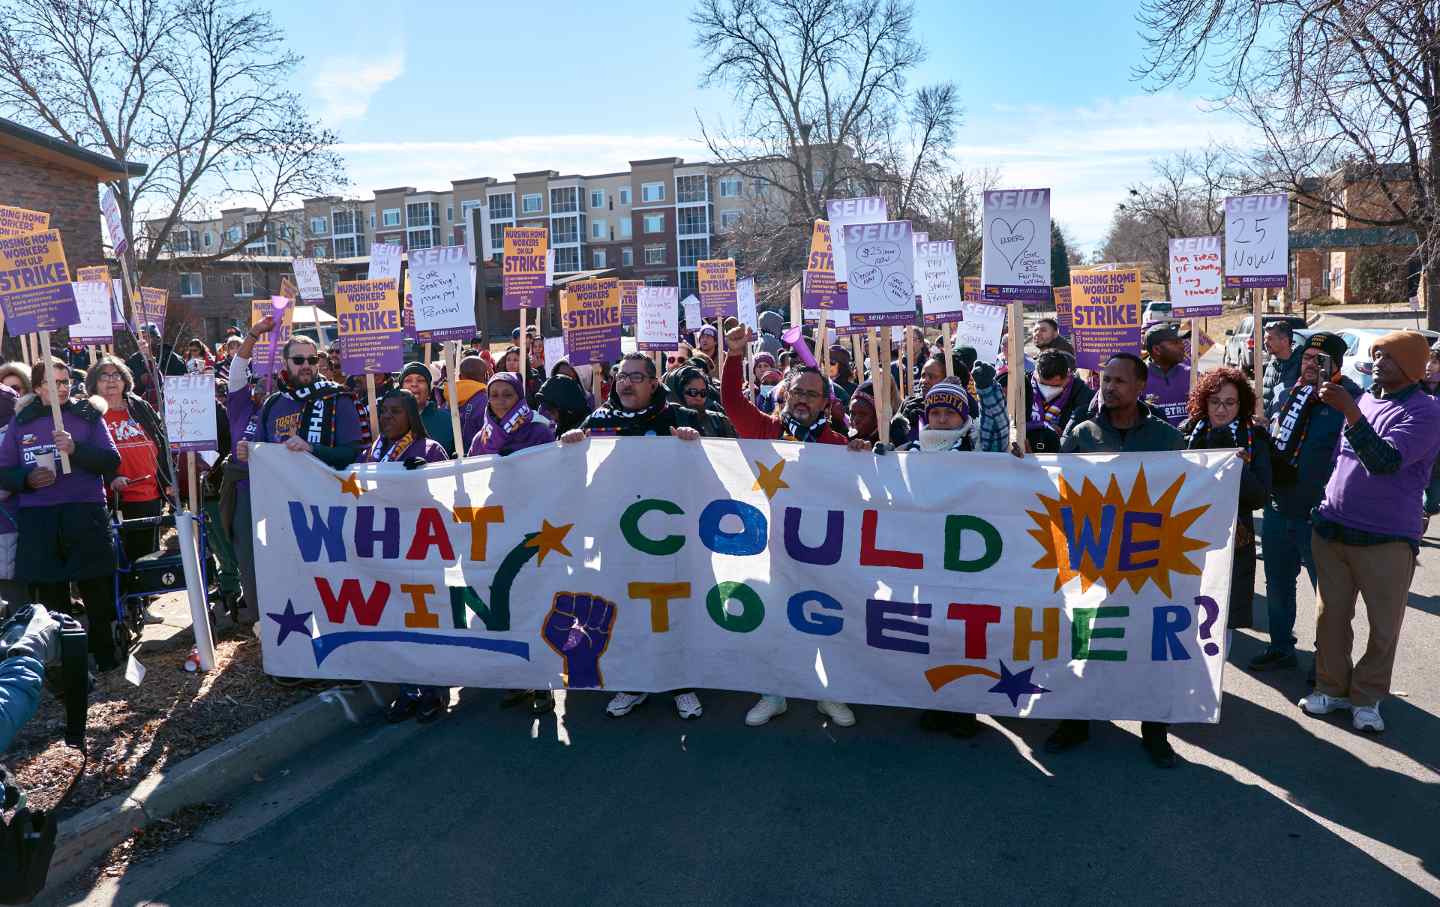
[541,591,617,689]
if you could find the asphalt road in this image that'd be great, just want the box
[68,309,1440,905]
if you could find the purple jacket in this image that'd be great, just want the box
[0,384,18,535]
[458,390,488,452]
[1144,362,1191,428]
[363,436,449,464]
[1317,386,1440,540]
[0,394,121,508]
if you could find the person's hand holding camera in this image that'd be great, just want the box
[1,605,60,665]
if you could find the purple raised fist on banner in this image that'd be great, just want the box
[541,591,617,689]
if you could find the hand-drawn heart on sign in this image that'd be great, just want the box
[990,218,1036,269]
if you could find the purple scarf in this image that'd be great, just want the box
[1028,374,1077,433]
[473,372,535,456]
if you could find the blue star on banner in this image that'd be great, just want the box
[988,660,1051,708]
[267,600,313,647]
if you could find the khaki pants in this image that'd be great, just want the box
[1311,531,1414,708]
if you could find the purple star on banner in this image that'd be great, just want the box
[267,600,312,647]
[988,660,1051,708]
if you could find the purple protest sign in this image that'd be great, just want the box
[0,230,79,333]
[560,279,621,366]
[337,279,404,374]
[502,226,548,310]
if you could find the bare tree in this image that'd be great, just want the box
[1100,148,1233,286]
[1136,0,1440,326]
[0,0,345,280]
[692,0,955,299]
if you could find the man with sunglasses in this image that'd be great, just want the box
[235,333,362,472]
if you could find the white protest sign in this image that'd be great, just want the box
[682,295,702,331]
[954,302,1006,364]
[981,188,1051,302]
[545,249,555,287]
[70,280,114,344]
[162,374,218,452]
[294,258,324,304]
[1168,236,1223,316]
[544,335,567,366]
[368,242,402,284]
[804,307,851,329]
[912,231,929,308]
[407,245,474,341]
[825,196,888,280]
[110,278,129,330]
[918,240,962,323]
[841,220,915,327]
[101,186,128,255]
[1224,194,1288,288]
[736,276,758,332]
[637,286,680,351]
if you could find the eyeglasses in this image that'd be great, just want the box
[615,371,650,384]
[289,355,323,366]
[50,378,71,386]
[683,388,707,398]
[789,388,824,400]
[95,371,122,381]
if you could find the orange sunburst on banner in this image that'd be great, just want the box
[1026,466,1209,596]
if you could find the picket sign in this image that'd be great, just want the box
[941,323,954,377]
[1007,302,1025,446]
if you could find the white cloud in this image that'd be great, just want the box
[312,52,405,125]
[953,93,1256,255]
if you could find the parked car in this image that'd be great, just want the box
[1141,300,1175,332]
[1332,327,1440,390]
[1222,314,1309,376]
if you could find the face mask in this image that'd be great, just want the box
[919,426,967,451]
[758,385,776,400]
[1037,382,1066,401]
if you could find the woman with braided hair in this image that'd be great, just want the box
[1180,367,1272,632]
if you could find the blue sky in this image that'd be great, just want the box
[270,0,1250,253]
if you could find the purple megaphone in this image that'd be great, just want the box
[781,325,819,369]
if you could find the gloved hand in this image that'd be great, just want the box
[873,443,889,456]
[1,605,60,665]
[972,362,997,390]
[403,457,428,470]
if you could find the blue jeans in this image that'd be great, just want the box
[1261,507,1316,654]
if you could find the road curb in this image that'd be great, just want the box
[44,682,389,894]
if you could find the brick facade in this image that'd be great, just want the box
[0,145,107,272]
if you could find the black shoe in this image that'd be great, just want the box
[1248,649,1298,671]
[1043,722,1089,754]
[1305,661,1316,687]
[530,690,556,715]
[415,692,446,724]
[386,694,420,723]
[1143,737,1179,769]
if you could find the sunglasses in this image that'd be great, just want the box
[289,355,323,366]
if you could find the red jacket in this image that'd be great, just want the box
[721,355,847,444]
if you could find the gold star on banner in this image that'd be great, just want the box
[525,519,574,566]
[335,472,365,499]
[752,458,790,500]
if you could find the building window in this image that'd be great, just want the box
[225,225,243,244]
[203,231,213,248]
[591,219,607,240]
[622,246,633,267]
[677,175,706,204]
[643,244,666,266]
[552,215,580,245]
[593,248,607,269]
[335,236,359,257]
[644,274,668,287]
[719,177,742,198]
[490,194,514,219]
[641,182,665,203]
[313,244,327,258]
[521,193,543,214]
[813,168,826,186]
[386,237,403,246]
[619,218,632,239]
[408,230,434,250]
[554,246,580,272]
[369,213,376,228]
[679,238,709,267]
[406,202,436,227]
[446,206,453,222]
[679,270,699,295]
[382,208,401,227]
[752,178,768,197]
[310,216,328,234]
[720,210,741,232]
[550,187,578,214]
[590,189,605,209]
[332,210,358,235]
[643,213,665,234]
[619,186,632,206]
[179,273,203,297]
[460,199,484,226]
[233,272,253,297]
[490,223,507,254]
[677,207,708,236]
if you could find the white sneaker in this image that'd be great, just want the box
[1351,703,1385,733]
[1300,691,1350,715]
[817,700,855,727]
[606,692,647,717]
[745,695,787,726]
[674,691,702,720]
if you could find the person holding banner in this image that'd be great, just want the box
[1181,368,1272,631]
[848,380,908,447]
[397,362,456,454]
[1025,350,1094,447]
[467,372,555,458]
[0,358,122,673]
[669,366,736,439]
[535,371,592,437]
[1052,352,1185,768]
[721,325,863,727]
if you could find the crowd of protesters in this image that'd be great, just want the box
[1,305,1436,768]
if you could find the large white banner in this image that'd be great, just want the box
[252,441,1240,723]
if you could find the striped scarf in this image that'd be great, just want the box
[370,431,414,463]
[1270,382,1317,469]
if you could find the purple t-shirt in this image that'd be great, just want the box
[1144,362,1191,428]
[1317,387,1440,540]
[0,401,120,508]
